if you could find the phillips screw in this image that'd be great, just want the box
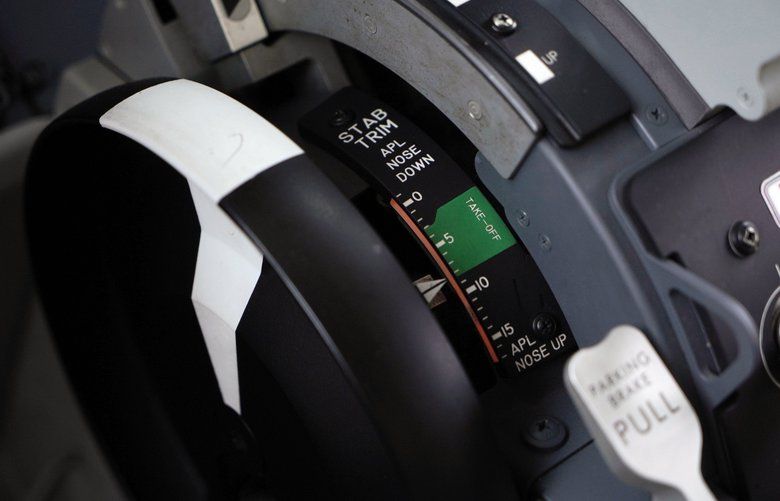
[491,13,517,35]
[645,104,668,126]
[538,233,552,251]
[532,313,557,337]
[522,416,567,450]
[517,210,530,228]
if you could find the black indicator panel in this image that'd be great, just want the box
[300,88,576,377]
[457,0,630,143]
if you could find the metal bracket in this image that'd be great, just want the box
[610,140,759,411]
[171,0,268,61]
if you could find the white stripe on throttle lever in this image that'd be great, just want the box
[100,79,304,413]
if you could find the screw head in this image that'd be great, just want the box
[522,416,567,450]
[538,233,552,251]
[363,14,378,35]
[737,87,754,108]
[491,13,517,35]
[532,313,557,337]
[517,210,530,228]
[728,220,760,257]
[645,105,668,126]
[467,100,483,121]
[329,109,354,127]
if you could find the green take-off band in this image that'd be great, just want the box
[424,186,517,276]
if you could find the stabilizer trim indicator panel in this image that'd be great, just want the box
[300,88,576,376]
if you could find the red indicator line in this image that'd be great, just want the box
[390,199,499,363]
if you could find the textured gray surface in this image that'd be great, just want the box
[617,0,780,122]
[0,118,47,390]
[98,0,205,80]
[576,0,709,129]
[54,57,124,115]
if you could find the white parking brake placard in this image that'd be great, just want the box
[565,325,715,500]
[761,170,780,228]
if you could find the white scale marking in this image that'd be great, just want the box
[465,285,477,294]
[435,239,446,248]
[491,332,503,341]
[402,198,414,207]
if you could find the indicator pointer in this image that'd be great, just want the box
[414,276,448,308]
